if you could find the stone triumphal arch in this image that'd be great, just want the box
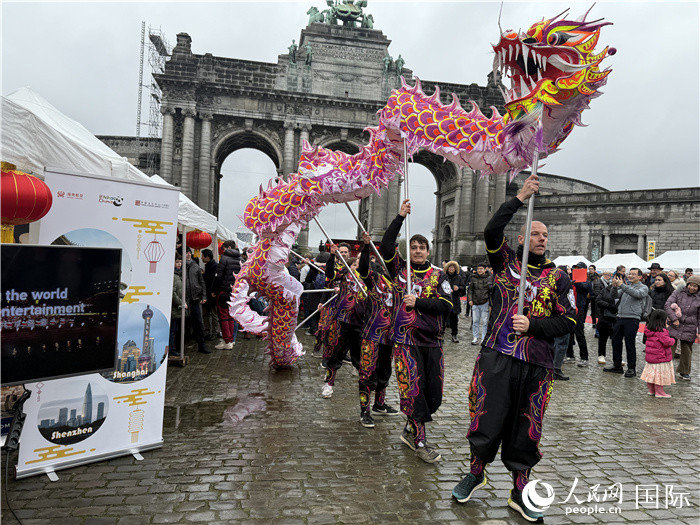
[152,6,512,261]
[102,4,699,263]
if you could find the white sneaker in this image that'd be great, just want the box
[598,356,606,364]
[215,341,234,350]
[321,384,333,398]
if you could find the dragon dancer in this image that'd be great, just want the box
[380,200,452,463]
[321,244,366,399]
[452,175,576,523]
[357,232,399,428]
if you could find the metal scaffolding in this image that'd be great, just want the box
[136,23,171,175]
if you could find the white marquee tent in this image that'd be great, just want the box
[647,250,700,273]
[1,87,235,240]
[551,255,593,268]
[592,252,649,272]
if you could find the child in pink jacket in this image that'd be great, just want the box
[640,309,676,398]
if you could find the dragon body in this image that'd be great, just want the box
[230,9,613,367]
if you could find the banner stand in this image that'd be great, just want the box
[13,168,179,479]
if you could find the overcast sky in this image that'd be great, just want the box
[3,1,699,248]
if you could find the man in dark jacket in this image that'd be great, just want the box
[444,261,466,343]
[201,249,220,341]
[212,241,241,350]
[184,248,209,354]
[381,200,452,464]
[569,262,592,366]
[452,174,576,523]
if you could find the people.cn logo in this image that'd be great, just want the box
[57,191,65,198]
[522,480,556,512]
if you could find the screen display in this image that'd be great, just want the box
[1,244,121,386]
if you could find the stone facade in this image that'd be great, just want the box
[98,10,700,262]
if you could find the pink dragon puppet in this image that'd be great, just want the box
[231,8,614,367]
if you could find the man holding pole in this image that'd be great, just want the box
[320,244,366,399]
[357,232,399,428]
[452,174,576,523]
[380,199,452,463]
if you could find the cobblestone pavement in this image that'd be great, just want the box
[2,320,699,525]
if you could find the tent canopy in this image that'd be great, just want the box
[592,253,649,272]
[647,250,700,273]
[2,88,234,239]
[551,255,593,268]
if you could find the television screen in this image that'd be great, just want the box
[1,244,121,386]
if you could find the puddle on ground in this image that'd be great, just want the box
[163,394,266,431]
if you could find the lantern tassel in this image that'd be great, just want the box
[1,224,14,243]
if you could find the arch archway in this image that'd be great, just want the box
[212,130,283,219]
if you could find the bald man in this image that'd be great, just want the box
[452,174,576,523]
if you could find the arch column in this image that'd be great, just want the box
[160,106,175,184]
[637,234,645,259]
[494,171,507,213]
[296,122,312,252]
[603,234,611,256]
[198,112,213,211]
[283,120,296,179]
[452,168,464,259]
[181,108,196,199]
[474,171,490,234]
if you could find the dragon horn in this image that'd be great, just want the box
[577,3,596,22]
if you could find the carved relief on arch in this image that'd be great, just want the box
[164,85,196,103]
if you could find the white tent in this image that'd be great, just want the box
[551,255,593,268]
[1,87,235,240]
[592,252,649,272]
[647,250,700,273]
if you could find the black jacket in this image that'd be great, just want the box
[212,248,241,295]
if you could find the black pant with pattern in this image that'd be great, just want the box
[467,348,554,473]
[324,322,361,386]
[359,340,393,412]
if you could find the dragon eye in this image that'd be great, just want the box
[547,33,572,46]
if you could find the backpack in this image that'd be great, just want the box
[640,293,653,323]
[313,271,326,290]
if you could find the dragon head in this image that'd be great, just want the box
[492,7,614,152]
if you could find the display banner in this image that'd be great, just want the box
[16,169,179,478]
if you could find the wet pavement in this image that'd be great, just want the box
[2,319,699,524]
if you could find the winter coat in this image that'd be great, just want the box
[616,282,648,320]
[573,280,592,310]
[588,273,600,300]
[592,274,606,298]
[665,286,700,342]
[468,272,491,306]
[171,271,189,319]
[669,277,685,290]
[650,286,673,311]
[595,283,619,329]
[643,327,674,364]
[212,248,241,295]
[444,262,466,314]
[185,259,206,302]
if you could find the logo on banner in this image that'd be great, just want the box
[56,191,83,199]
[135,199,170,209]
[99,195,123,207]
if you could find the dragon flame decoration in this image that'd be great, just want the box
[230,8,614,367]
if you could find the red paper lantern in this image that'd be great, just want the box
[1,162,53,243]
[186,230,212,257]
